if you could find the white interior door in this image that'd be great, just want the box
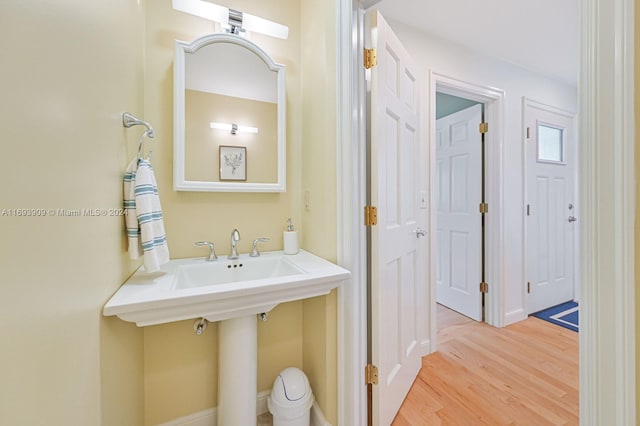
[435,104,483,321]
[525,100,576,314]
[368,10,427,426]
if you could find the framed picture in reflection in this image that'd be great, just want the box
[219,145,247,181]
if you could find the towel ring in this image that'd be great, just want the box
[137,130,153,161]
[123,112,155,137]
[123,112,155,161]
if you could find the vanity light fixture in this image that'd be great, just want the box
[172,0,289,40]
[210,122,259,135]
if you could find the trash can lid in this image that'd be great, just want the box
[273,367,309,402]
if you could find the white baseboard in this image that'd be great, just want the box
[157,407,215,426]
[256,390,270,417]
[504,308,527,326]
[158,391,330,426]
[420,339,432,357]
[310,401,331,426]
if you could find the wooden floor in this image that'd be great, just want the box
[392,304,579,425]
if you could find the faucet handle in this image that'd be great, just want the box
[195,241,217,261]
[250,238,270,257]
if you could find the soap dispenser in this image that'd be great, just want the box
[283,218,299,255]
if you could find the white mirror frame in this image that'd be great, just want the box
[173,33,286,192]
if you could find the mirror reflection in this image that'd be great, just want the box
[174,34,286,192]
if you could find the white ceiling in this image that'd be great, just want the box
[376,0,579,87]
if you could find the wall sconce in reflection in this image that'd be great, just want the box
[172,0,289,40]
[210,122,259,135]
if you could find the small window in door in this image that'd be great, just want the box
[537,124,564,163]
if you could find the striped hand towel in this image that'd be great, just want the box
[124,158,142,259]
[134,159,170,272]
[123,158,170,272]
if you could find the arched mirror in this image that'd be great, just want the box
[174,34,286,192]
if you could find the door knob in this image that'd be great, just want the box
[568,216,577,223]
[414,227,426,238]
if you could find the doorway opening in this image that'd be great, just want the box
[429,74,506,350]
[336,1,636,424]
[434,92,485,325]
[523,98,578,316]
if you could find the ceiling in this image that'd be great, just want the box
[376,0,579,87]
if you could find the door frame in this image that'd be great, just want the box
[336,0,635,425]
[430,74,506,340]
[522,97,579,314]
[433,102,485,323]
[336,3,367,425]
[577,0,636,422]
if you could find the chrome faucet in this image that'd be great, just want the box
[229,228,241,259]
[250,237,270,257]
[195,241,217,261]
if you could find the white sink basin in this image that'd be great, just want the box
[175,256,305,289]
[103,250,350,326]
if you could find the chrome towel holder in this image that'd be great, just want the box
[122,112,155,161]
[122,112,154,137]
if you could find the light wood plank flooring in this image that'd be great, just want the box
[392,304,578,425]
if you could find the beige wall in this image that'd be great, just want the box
[144,0,337,424]
[145,0,301,274]
[185,90,278,183]
[300,0,339,423]
[0,1,145,425]
[143,301,303,424]
[300,0,338,262]
[142,0,326,424]
[0,1,340,424]
[636,0,640,413]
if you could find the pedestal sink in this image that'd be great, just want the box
[103,250,350,425]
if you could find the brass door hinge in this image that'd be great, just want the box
[479,122,488,134]
[480,282,489,293]
[527,282,531,294]
[479,203,489,214]
[365,364,379,385]
[364,206,378,226]
[364,48,377,69]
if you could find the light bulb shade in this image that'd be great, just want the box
[172,0,228,23]
[243,14,289,40]
[210,122,259,134]
[172,0,288,40]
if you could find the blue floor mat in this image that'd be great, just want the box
[531,301,579,332]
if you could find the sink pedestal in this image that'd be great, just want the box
[218,315,257,426]
[102,250,351,424]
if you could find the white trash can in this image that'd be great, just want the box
[268,367,314,426]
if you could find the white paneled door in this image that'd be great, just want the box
[525,100,576,314]
[435,104,483,321]
[368,10,428,426]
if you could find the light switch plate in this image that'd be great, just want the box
[419,191,427,209]
[304,189,311,211]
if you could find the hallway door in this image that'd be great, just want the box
[435,104,483,321]
[525,99,576,314]
[368,10,428,426]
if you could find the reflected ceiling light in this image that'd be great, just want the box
[172,0,289,40]
[210,122,259,135]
